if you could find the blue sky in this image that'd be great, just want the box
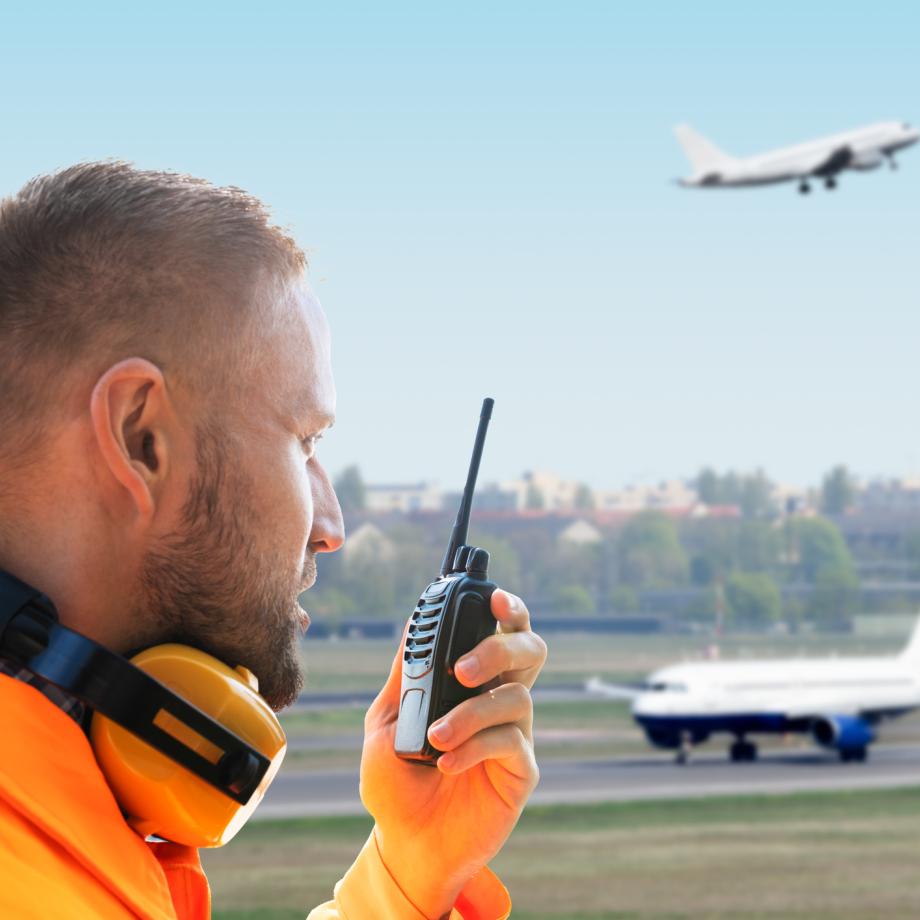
[2,1,918,490]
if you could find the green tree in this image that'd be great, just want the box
[618,511,688,588]
[696,467,719,505]
[684,518,737,585]
[553,584,596,615]
[906,531,920,580]
[724,572,782,628]
[820,465,856,515]
[474,535,521,589]
[609,585,639,613]
[791,517,855,582]
[333,465,366,512]
[694,468,774,518]
[525,483,545,510]
[573,482,595,510]
[808,564,859,631]
[340,528,397,616]
[304,586,357,627]
[737,520,783,572]
[738,470,773,519]
[690,553,718,587]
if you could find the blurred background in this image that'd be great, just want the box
[4,1,920,917]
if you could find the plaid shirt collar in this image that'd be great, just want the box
[0,656,87,727]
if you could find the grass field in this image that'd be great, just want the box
[204,787,920,919]
[297,624,916,694]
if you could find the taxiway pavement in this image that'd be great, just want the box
[255,742,920,819]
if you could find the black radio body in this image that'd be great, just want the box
[394,399,497,764]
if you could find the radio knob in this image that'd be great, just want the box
[466,548,489,579]
[452,545,472,572]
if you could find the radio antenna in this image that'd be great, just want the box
[439,398,494,576]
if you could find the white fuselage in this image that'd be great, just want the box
[633,656,920,724]
[682,121,920,187]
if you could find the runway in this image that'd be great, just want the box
[254,741,920,819]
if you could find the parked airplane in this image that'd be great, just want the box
[675,120,919,194]
[587,618,920,764]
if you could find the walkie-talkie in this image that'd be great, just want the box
[394,398,497,764]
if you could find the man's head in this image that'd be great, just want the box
[0,162,344,709]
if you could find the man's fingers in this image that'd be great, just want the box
[491,589,531,633]
[454,629,548,690]
[427,682,533,751]
[436,723,539,784]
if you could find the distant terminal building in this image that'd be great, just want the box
[859,477,920,513]
[441,484,520,513]
[363,471,755,518]
[365,481,443,513]
[594,479,698,512]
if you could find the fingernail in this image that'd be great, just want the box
[456,655,479,680]
[429,719,453,742]
[438,753,456,771]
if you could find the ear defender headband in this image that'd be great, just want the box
[0,571,286,847]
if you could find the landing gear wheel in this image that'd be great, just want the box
[730,739,758,762]
[825,176,837,190]
[675,732,692,765]
[799,181,811,195]
[888,156,898,170]
[840,747,868,763]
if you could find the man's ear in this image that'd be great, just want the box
[89,358,173,520]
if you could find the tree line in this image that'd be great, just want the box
[309,465,895,632]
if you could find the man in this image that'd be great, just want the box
[0,163,546,918]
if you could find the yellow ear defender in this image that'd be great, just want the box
[0,572,287,848]
[91,644,286,847]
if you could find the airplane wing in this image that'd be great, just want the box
[782,696,861,719]
[584,676,642,700]
[783,693,917,721]
[801,145,853,178]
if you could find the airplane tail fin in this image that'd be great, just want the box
[900,615,920,662]
[585,676,642,700]
[673,124,736,175]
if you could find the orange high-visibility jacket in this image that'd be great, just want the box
[0,675,510,919]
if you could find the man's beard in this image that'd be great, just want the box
[138,425,309,711]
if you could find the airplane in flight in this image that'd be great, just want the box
[587,617,920,764]
[674,120,919,194]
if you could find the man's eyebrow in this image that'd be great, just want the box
[291,393,334,429]
[306,413,335,431]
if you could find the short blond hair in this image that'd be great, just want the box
[0,161,306,462]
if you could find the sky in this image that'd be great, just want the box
[1,1,918,492]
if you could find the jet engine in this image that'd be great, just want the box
[850,151,885,171]
[643,726,709,749]
[811,714,875,759]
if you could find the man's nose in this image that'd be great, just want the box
[309,463,345,554]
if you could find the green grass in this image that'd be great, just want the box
[280,706,367,735]
[206,788,920,919]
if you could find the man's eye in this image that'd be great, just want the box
[301,433,323,460]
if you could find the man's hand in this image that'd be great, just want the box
[360,588,546,918]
